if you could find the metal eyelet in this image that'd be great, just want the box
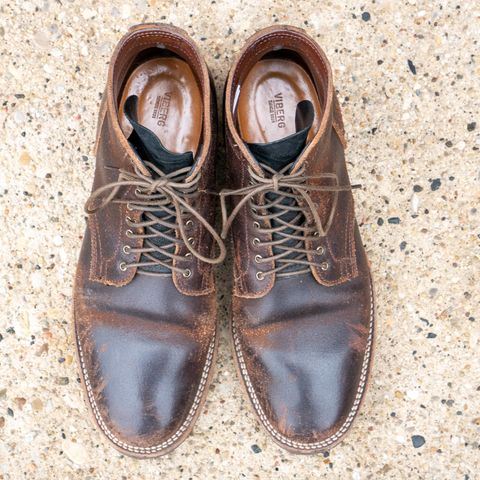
[185,252,192,258]
[253,221,260,229]
[316,246,325,255]
[256,271,265,281]
[119,262,127,271]
[126,203,133,211]
[185,219,194,228]
[320,262,329,271]
[122,245,131,254]
[187,237,195,246]
[183,269,192,278]
[135,188,141,195]
[126,216,133,225]
[313,231,320,237]
[126,229,134,238]
[254,254,262,263]
[252,237,260,246]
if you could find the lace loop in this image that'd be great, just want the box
[85,162,226,276]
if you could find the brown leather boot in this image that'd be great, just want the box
[73,24,225,457]
[221,25,374,453]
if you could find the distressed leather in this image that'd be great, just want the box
[224,25,375,452]
[73,24,218,457]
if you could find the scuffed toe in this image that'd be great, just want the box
[76,314,215,457]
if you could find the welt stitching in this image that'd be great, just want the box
[232,281,374,449]
[77,334,215,454]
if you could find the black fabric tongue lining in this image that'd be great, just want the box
[246,99,315,171]
[124,95,194,174]
[246,100,315,274]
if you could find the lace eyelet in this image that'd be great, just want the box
[183,268,192,278]
[135,188,141,195]
[185,219,194,228]
[119,262,127,272]
[126,203,133,211]
[252,237,260,247]
[256,271,265,281]
[253,221,260,229]
[320,261,329,271]
[313,231,320,237]
[122,245,131,254]
[126,216,133,225]
[185,252,192,258]
[187,237,195,246]
[126,229,134,238]
[254,254,262,263]
[316,246,325,255]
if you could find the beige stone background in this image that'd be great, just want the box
[0,0,479,478]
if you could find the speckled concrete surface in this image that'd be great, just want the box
[0,1,479,478]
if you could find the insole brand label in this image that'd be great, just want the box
[268,93,286,128]
[152,92,172,126]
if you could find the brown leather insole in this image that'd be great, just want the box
[237,59,321,144]
[119,57,202,155]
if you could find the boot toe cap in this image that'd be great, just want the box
[234,311,373,452]
[76,320,215,457]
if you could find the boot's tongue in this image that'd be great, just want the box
[247,100,315,171]
[123,95,195,275]
[124,95,194,173]
[245,100,315,274]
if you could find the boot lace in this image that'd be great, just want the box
[219,161,359,279]
[85,162,226,277]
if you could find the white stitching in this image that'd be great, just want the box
[232,282,374,450]
[77,335,215,454]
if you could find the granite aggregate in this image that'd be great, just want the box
[0,1,479,479]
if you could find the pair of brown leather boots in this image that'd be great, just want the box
[73,23,374,457]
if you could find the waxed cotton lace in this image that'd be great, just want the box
[219,162,360,278]
[85,162,226,277]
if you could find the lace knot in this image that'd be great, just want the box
[150,177,170,192]
[271,173,282,192]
